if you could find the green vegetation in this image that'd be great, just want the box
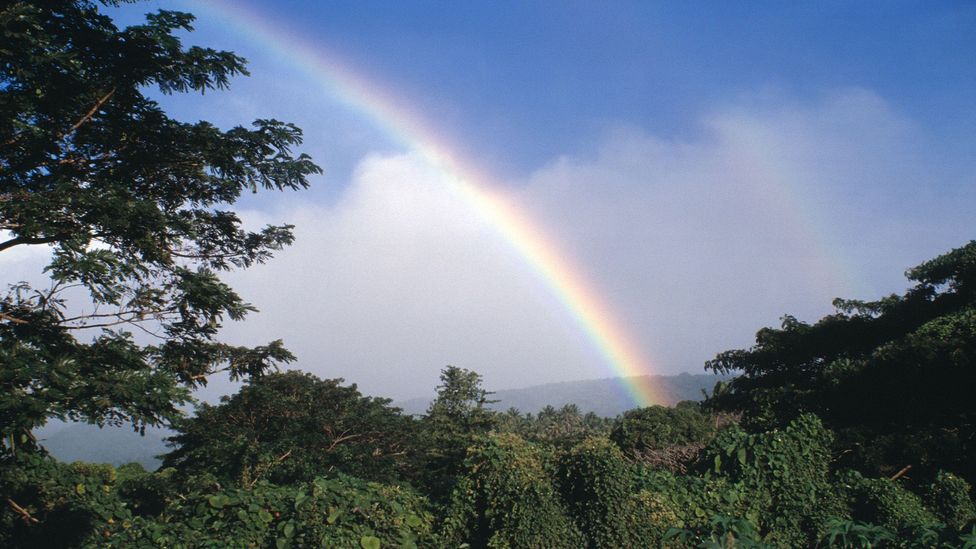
[164,372,414,486]
[3,1,976,547]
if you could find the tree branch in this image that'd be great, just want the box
[64,88,116,137]
[5,498,39,524]
[0,312,27,324]
[0,234,69,253]
[890,464,912,481]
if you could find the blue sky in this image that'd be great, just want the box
[85,1,976,400]
[261,0,976,173]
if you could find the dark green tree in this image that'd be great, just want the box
[438,433,584,548]
[164,372,415,485]
[706,241,976,482]
[416,366,497,501]
[1,0,319,446]
[0,0,319,534]
[610,401,714,454]
[495,404,613,448]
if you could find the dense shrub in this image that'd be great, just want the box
[494,404,613,449]
[164,372,414,486]
[634,466,751,536]
[610,402,714,453]
[0,453,129,548]
[557,437,635,547]
[96,474,434,548]
[663,514,771,548]
[438,433,583,548]
[838,470,939,535]
[696,414,842,545]
[927,471,976,531]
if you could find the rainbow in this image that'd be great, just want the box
[197,1,666,407]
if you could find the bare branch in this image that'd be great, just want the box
[890,464,912,481]
[5,498,39,524]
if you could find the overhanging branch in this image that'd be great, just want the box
[0,234,66,253]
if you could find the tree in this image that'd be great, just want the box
[0,0,320,451]
[705,241,976,482]
[164,372,415,485]
[495,404,613,448]
[416,366,497,500]
[609,402,714,454]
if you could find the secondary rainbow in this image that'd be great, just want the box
[201,1,666,407]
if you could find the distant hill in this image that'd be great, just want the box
[36,422,170,470]
[396,372,728,417]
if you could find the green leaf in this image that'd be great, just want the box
[360,535,381,549]
[737,447,747,466]
[327,508,341,524]
[294,489,308,508]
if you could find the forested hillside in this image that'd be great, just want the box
[2,2,974,547]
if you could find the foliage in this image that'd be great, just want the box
[113,463,182,518]
[696,414,841,545]
[927,471,976,532]
[494,404,613,448]
[610,401,714,454]
[837,470,940,535]
[415,366,498,501]
[0,453,129,547]
[438,433,583,548]
[95,474,433,548]
[819,518,897,548]
[1,0,318,447]
[819,518,976,548]
[557,437,636,547]
[663,514,771,549]
[1,450,433,548]
[164,371,414,486]
[706,241,976,483]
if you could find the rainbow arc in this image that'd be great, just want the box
[206,1,665,406]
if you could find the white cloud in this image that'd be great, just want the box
[215,89,974,401]
[5,90,971,402]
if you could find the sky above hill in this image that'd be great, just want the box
[26,1,976,401]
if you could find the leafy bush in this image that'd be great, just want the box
[558,437,634,547]
[438,433,583,548]
[696,414,842,545]
[663,514,771,549]
[494,404,613,448]
[96,474,434,548]
[164,372,415,486]
[0,454,132,548]
[819,517,976,548]
[819,518,897,548]
[838,470,939,535]
[927,471,976,531]
[610,402,714,453]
